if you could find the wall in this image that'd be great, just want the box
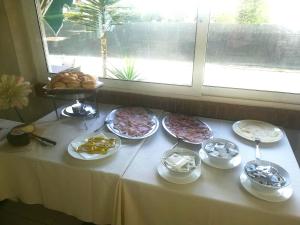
[0,0,54,122]
[0,0,19,75]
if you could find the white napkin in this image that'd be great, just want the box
[165,153,196,172]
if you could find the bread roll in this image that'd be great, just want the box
[51,74,63,83]
[85,74,96,81]
[52,82,66,89]
[49,71,97,89]
[66,81,81,88]
[61,76,78,83]
[82,81,96,89]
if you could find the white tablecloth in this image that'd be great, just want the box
[2,109,300,225]
[0,104,145,225]
[117,118,300,225]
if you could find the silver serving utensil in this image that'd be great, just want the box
[93,119,112,133]
[169,139,179,151]
[254,137,261,160]
[31,134,56,146]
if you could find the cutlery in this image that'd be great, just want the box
[31,133,56,146]
[93,119,112,133]
[254,137,261,160]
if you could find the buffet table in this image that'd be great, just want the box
[1,105,300,225]
[0,104,145,225]
[116,118,300,225]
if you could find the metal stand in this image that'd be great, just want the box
[44,86,102,122]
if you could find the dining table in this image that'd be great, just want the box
[0,104,300,225]
[115,117,300,225]
[0,104,146,225]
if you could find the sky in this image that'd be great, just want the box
[120,0,300,29]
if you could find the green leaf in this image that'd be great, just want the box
[107,59,140,81]
[64,0,135,32]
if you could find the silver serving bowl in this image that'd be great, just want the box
[202,138,239,164]
[161,148,201,176]
[244,160,291,191]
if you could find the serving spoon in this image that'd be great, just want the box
[254,137,261,160]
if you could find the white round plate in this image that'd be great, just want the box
[67,131,121,160]
[199,149,241,169]
[240,172,293,202]
[232,120,283,143]
[105,107,159,140]
[157,164,201,184]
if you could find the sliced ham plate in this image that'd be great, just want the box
[106,107,159,139]
[163,114,212,144]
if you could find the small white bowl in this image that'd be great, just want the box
[161,147,201,176]
[244,160,291,192]
[202,138,239,165]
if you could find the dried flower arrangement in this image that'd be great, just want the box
[0,74,32,121]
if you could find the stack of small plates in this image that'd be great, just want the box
[240,160,293,202]
[199,138,241,169]
[157,147,201,184]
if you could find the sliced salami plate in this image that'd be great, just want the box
[162,113,213,145]
[105,106,159,139]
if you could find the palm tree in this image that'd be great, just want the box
[64,0,133,78]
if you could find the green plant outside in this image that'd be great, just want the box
[107,59,140,81]
[63,0,134,77]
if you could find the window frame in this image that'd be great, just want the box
[16,0,300,111]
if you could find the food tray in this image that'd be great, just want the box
[162,114,213,145]
[43,81,103,95]
[105,106,159,140]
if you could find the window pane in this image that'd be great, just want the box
[204,0,300,94]
[37,0,198,86]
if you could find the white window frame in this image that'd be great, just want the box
[13,0,300,111]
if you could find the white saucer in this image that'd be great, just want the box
[157,164,201,184]
[199,149,241,169]
[240,172,293,202]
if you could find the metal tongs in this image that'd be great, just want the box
[31,133,56,146]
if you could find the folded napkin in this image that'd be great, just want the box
[165,153,196,173]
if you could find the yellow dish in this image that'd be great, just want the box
[76,135,116,154]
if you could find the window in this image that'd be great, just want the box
[36,0,199,86]
[204,0,300,94]
[17,0,300,108]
